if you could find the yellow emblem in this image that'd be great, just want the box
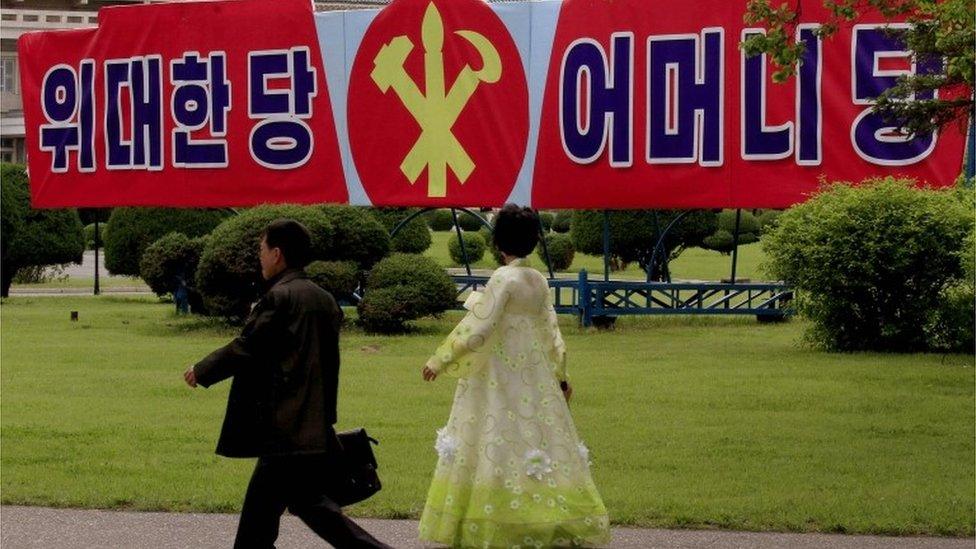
[371,2,502,198]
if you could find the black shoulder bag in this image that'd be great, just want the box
[331,428,382,507]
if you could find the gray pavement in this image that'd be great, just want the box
[63,250,111,280]
[1,506,972,549]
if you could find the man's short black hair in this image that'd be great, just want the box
[492,204,540,258]
[261,218,312,269]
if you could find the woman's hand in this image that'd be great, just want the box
[422,365,438,382]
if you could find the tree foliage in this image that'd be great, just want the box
[103,207,228,276]
[742,0,974,136]
[571,210,716,274]
[1,164,85,297]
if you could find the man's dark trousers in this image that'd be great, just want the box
[234,453,388,549]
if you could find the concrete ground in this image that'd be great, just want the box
[1,506,972,549]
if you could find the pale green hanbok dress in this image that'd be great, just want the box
[418,259,610,548]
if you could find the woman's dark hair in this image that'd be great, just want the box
[261,218,312,269]
[492,204,540,258]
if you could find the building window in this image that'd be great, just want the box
[1,55,18,94]
[1,137,16,163]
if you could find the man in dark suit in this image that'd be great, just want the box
[185,219,391,549]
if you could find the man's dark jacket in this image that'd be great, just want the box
[193,269,342,458]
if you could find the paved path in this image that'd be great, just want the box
[63,250,111,279]
[1,506,971,549]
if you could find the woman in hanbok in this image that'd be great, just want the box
[418,205,610,548]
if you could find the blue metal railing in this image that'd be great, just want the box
[451,269,794,326]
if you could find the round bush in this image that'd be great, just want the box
[552,210,572,233]
[428,209,455,231]
[372,208,432,253]
[83,223,104,250]
[104,208,228,276]
[478,226,505,266]
[536,233,575,271]
[717,209,760,235]
[448,231,487,264]
[358,253,457,333]
[702,229,734,254]
[306,260,360,301]
[319,205,390,268]
[140,232,207,296]
[457,211,487,232]
[762,177,972,352]
[701,210,760,254]
[196,205,334,319]
[539,212,555,232]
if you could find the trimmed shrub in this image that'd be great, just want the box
[536,233,575,271]
[762,177,972,352]
[478,226,505,266]
[371,208,432,253]
[757,209,783,235]
[702,230,734,254]
[358,253,457,333]
[457,210,487,232]
[1,163,85,297]
[701,210,760,254]
[104,207,228,276]
[571,210,715,272]
[552,210,572,233]
[196,205,334,319]
[140,233,209,313]
[539,212,555,232]
[448,231,487,264]
[319,205,390,268]
[428,209,455,231]
[307,260,360,301]
[83,223,104,250]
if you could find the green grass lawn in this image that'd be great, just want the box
[1,296,973,536]
[425,231,765,281]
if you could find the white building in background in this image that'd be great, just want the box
[0,0,389,165]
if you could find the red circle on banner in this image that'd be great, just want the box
[348,0,528,207]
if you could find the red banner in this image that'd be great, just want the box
[18,0,968,209]
[532,0,968,208]
[19,0,347,208]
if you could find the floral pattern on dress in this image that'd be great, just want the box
[419,260,610,548]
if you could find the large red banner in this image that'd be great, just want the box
[18,0,968,209]
[19,0,347,208]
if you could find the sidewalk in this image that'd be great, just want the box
[1,506,971,549]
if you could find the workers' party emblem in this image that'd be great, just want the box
[348,0,528,206]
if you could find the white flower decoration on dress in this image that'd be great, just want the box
[524,449,554,481]
[435,428,459,462]
[577,441,592,467]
